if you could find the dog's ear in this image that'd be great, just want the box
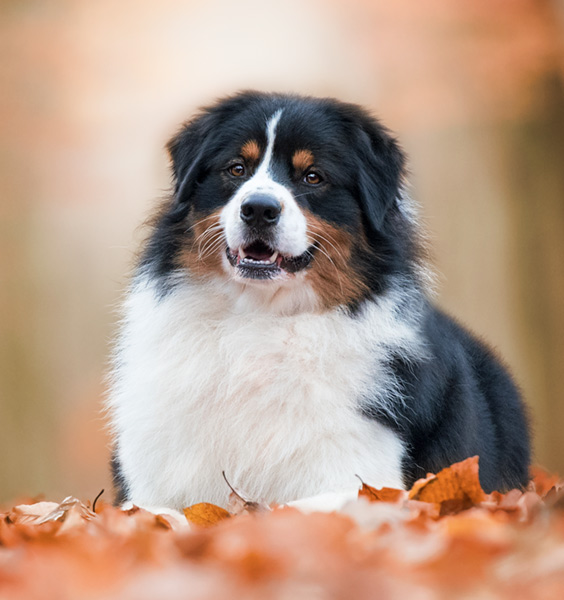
[166,92,260,209]
[355,117,405,233]
[166,111,217,208]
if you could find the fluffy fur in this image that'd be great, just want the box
[107,91,530,509]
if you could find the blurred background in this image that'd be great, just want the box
[1,0,563,504]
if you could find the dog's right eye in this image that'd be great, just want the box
[228,163,246,177]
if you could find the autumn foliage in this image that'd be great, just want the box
[1,458,564,599]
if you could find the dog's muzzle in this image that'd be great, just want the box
[225,193,313,280]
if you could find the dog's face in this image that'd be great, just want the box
[148,92,408,310]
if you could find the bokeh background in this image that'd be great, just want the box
[1,0,563,504]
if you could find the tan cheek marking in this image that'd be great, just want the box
[177,208,225,278]
[305,212,369,310]
[292,149,315,173]
[241,140,261,163]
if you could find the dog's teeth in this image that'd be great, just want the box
[239,255,278,266]
[237,249,279,266]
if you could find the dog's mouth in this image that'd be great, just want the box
[226,241,313,280]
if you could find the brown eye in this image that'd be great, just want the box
[304,171,322,185]
[228,163,246,177]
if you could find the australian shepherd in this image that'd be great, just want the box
[107,91,530,509]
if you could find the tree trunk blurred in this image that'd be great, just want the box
[502,73,564,473]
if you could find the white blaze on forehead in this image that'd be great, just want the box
[221,107,309,259]
[256,109,283,178]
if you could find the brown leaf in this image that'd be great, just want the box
[183,503,231,527]
[222,471,271,515]
[35,496,96,525]
[8,497,95,527]
[8,501,60,525]
[359,483,405,503]
[227,492,271,515]
[408,456,486,512]
[530,466,561,497]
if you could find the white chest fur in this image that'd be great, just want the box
[108,276,413,509]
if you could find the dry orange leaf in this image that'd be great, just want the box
[409,456,486,506]
[530,465,561,497]
[183,502,231,527]
[359,484,404,503]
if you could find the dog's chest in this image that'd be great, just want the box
[112,282,406,508]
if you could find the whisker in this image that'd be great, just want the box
[307,223,347,265]
[199,232,226,260]
[194,223,223,247]
[200,242,225,263]
[307,220,341,243]
[312,241,345,298]
[198,242,223,263]
[198,228,223,252]
[191,213,221,230]
[309,232,346,264]
[199,231,225,259]
[194,225,224,257]
[203,236,227,260]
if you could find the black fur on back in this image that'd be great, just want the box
[362,309,531,492]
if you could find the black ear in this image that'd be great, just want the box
[166,91,260,209]
[166,110,217,207]
[356,118,406,232]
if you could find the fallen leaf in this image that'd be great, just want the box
[409,456,486,513]
[7,497,95,529]
[35,496,95,525]
[222,471,271,515]
[183,503,231,527]
[359,484,405,503]
[530,466,561,497]
[7,501,60,525]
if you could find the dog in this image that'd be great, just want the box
[107,91,530,510]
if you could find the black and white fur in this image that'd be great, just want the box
[107,92,530,510]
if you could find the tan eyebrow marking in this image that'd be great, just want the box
[292,149,315,172]
[240,140,261,163]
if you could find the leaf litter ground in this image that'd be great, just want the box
[1,457,564,599]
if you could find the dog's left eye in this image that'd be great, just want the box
[304,170,323,185]
[228,163,246,177]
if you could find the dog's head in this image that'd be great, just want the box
[145,92,416,310]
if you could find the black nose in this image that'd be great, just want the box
[240,194,281,227]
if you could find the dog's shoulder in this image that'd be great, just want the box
[376,304,531,492]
